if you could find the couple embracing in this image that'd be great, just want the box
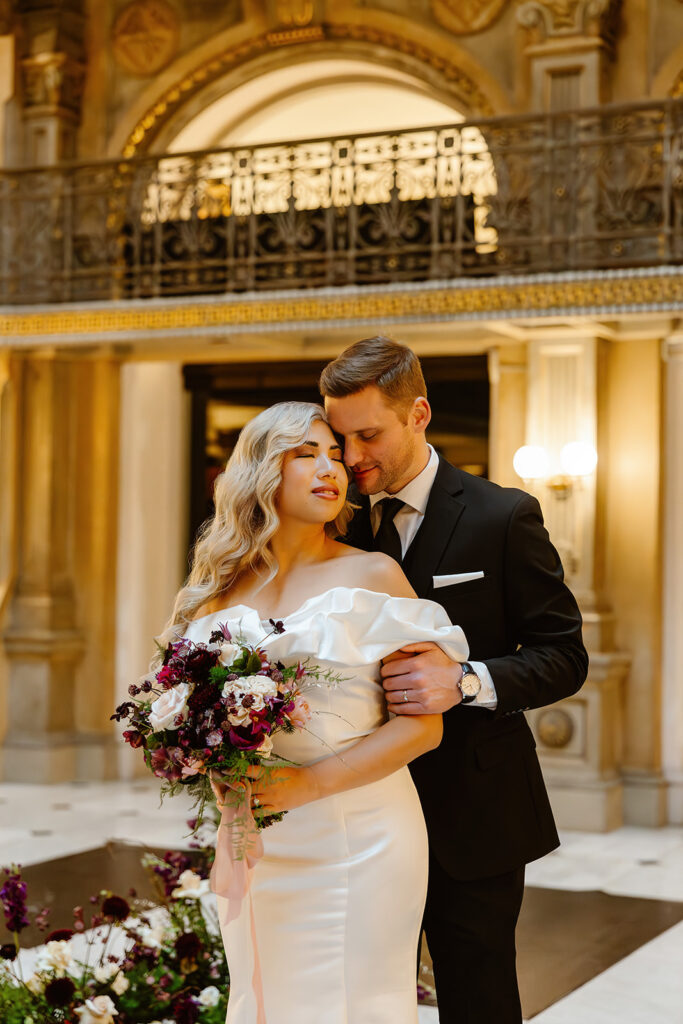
[162,336,588,1024]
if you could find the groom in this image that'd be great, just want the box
[320,337,588,1024]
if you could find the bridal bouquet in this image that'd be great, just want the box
[113,619,337,831]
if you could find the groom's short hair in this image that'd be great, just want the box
[319,336,427,415]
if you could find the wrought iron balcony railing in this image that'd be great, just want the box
[1,99,682,305]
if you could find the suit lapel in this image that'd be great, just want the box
[402,457,466,597]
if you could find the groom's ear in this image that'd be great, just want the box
[410,397,432,433]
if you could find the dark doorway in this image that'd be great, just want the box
[183,355,489,553]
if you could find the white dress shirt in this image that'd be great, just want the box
[370,446,498,710]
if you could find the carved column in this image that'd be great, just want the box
[1,352,85,780]
[15,0,86,164]
[516,0,621,110]
[522,334,630,831]
[662,335,683,825]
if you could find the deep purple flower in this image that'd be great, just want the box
[101,894,130,921]
[150,747,183,782]
[268,618,285,634]
[140,679,153,693]
[45,976,76,1007]
[0,869,29,933]
[128,683,141,696]
[110,700,136,722]
[0,943,16,960]
[184,646,220,681]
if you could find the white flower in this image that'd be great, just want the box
[74,996,119,1024]
[218,642,240,667]
[198,985,221,1007]
[36,939,73,976]
[110,970,129,996]
[25,974,44,995]
[171,868,211,899]
[94,962,119,983]
[226,704,252,726]
[256,734,273,757]
[223,675,277,700]
[149,682,190,731]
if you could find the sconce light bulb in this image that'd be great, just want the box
[560,441,598,477]
[513,445,549,480]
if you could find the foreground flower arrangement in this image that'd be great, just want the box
[0,822,229,1024]
[114,620,340,831]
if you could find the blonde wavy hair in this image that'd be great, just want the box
[157,401,354,649]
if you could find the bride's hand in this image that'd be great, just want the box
[246,764,320,814]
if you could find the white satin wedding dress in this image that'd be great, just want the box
[184,586,468,1024]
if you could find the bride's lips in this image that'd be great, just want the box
[311,486,340,500]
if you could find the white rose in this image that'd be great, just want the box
[110,970,129,996]
[36,939,73,976]
[74,996,119,1024]
[256,734,274,757]
[218,642,240,667]
[198,985,221,1007]
[94,963,119,983]
[149,682,189,732]
[171,869,211,899]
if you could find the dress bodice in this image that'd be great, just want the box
[182,586,468,765]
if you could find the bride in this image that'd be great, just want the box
[160,401,468,1024]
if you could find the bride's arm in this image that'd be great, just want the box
[248,555,443,814]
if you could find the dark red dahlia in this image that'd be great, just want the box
[0,943,16,960]
[184,647,220,679]
[101,894,130,921]
[172,993,200,1024]
[175,931,202,960]
[45,976,76,1007]
[46,928,75,943]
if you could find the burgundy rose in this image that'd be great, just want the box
[0,943,16,960]
[45,976,76,1007]
[227,725,263,751]
[184,647,220,680]
[102,894,130,921]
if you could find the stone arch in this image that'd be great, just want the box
[108,22,509,159]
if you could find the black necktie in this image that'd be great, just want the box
[373,497,405,564]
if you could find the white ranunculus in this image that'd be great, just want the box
[256,734,274,757]
[73,995,119,1023]
[171,869,211,899]
[198,985,221,1007]
[36,939,73,976]
[218,642,240,667]
[149,682,190,732]
[110,970,129,996]
[94,963,119,983]
[226,705,252,726]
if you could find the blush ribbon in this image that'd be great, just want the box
[209,778,266,1023]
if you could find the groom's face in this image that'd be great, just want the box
[325,385,428,496]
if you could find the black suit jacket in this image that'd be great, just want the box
[346,457,589,880]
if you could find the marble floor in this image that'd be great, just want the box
[1,780,682,1023]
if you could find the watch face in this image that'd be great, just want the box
[461,669,481,698]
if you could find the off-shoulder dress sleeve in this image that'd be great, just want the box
[274,587,469,667]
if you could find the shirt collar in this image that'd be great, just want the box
[369,445,439,514]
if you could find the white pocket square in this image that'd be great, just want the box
[433,571,485,589]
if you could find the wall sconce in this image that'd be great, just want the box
[513,442,597,499]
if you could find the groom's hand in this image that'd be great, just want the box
[381,642,463,714]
